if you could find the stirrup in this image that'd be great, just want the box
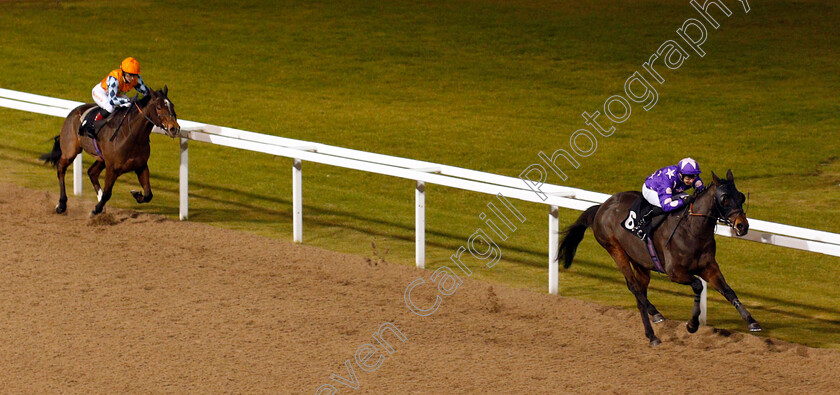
[634,227,647,240]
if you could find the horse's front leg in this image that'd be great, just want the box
[635,265,665,323]
[701,260,761,332]
[667,267,706,333]
[87,160,105,201]
[130,164,153,203]
[608,247,660,345]
[92,168,119,215]
[686,276,705,333]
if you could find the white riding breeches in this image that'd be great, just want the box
[642,184,662,207]
[91,84,115,113]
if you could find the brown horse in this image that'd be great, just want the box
[558,170,760,345]
[40,86,180,215]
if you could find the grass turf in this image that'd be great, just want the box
[0,0,838,347]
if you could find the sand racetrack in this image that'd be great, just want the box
[1,183,839,394]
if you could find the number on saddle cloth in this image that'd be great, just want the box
[623,196,654,234]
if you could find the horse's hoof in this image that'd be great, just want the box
[55,204,66,214]
[749,322,762,332]
[649,338,662,347]
[651,313,665,323]
[130,190,144,203]
[686,321,699,334]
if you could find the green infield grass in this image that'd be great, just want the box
[0,0,838,347]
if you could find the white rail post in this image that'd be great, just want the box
[549,205,559,295]
[416,181,426,269]
[179,137,189,220]
[293,159,302,243]
[73,153,82,196]
[700,279,708,326]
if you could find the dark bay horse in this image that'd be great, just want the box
[559,170,760,345]
[40,86,180,215]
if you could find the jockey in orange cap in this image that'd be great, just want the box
[81,57,150,136]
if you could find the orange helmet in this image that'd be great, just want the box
[120,57,141,75]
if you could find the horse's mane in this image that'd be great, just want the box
[138,92,154,106]
[696,176,737,200]
[696,177,731,198]
[696,182,713,198]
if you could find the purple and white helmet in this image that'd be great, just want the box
[678,157,701,175]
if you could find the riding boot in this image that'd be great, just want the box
[90,110,111,138]
[634,207,664,240]
[92,119,108,136]
[632,210,651,239]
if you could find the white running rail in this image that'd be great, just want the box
[2,87,839,325]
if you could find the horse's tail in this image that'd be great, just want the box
[558,204,600,269]
[40,135,62,167]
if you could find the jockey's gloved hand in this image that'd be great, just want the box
[676,193,691,200]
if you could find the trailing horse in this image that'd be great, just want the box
[40,86,180,215]
[559,170,760,345]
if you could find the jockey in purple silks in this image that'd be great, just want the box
[633,157,705,239]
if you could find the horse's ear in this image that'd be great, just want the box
[726,169,734,182]
[711,171,720,184]
[163,85,168,97]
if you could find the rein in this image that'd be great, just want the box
[109,108,132,142]
[135,101,161,127]
[108,99,165,142]
[668,184,743,244]
[688,196,742,228]
[665,203,691,247]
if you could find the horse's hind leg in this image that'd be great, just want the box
[130,164,153,203]
[55,157,73,214]
[53,133,81,214]
[87,160,105,201]
[701,260,761,332]
[608,246,660,345]
[647,301,664,323]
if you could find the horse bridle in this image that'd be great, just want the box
[107,97,175,142]
[688,187,744,228]
[665,186,744,246]
[135,100,175,133]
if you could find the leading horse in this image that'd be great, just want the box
[40,86,180,215]
[558,170,760,345]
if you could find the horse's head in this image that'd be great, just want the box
[147,86,180,138]
[711,169,749,236]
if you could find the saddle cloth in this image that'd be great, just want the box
[622,195,654,236]
[79,107,101,138]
